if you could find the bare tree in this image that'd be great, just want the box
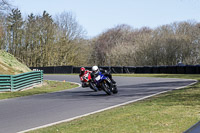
[90,24,134,66]
[53,12,87,66]
[55,12,86,41]
[0,0,11,12]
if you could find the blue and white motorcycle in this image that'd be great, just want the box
[94,71,118,95]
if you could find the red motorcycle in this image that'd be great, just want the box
[81,71,97,91]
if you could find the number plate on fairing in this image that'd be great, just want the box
[95,75,101,81]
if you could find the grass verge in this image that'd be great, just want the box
[0,80,79,100]
[28,74,200,133]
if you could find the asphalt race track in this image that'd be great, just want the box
[0,75,196,133]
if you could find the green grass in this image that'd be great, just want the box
[27,74,200,133]
[0,80,79,100]
[0,50,31,75]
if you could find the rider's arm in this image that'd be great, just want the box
[90,73,96,81]
[100,68,108,74]
[79,75,84,81]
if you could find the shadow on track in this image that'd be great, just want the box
[21,80,195,101]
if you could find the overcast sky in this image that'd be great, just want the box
[12,0,200,37]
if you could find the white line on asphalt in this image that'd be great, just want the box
[18,79,197,133]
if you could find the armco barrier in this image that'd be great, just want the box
[185,65,198,74]
[73,66,81,73]
[135,67,144,73]
[123,66,136,73]
[111,66,123,73]
[31,67,54,73]
[196,65,200,74]
[0,71,43,92]
[99,66,111,71]
[159,66,167,73]
[30,65,200,74]
[167,66,177,74]
[177,66,186,74]
[152,66,160,73]
[55,66,73,73]
[31,66,73,74]
[143,66,153,73]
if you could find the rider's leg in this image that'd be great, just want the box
[105,73,116,84]
[82,82,87,87]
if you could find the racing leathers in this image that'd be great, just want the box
[79,70,92,87]
[91,68,116,85]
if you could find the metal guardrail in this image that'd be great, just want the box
[0,71,43,92]
[30,65,200,74]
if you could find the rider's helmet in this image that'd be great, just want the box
[80,67,85,74]
[92,66,99,74]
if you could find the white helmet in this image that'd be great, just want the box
[92,66,99,74]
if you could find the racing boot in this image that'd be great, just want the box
[82,82,88,88]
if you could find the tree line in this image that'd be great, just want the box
[0,8,88,67]
[0,1,200,67]
[91,22,200,66]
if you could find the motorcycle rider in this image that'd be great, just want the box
[91,66,116,84]
[79,67,92,87]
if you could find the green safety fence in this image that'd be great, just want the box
[0,71,43,92]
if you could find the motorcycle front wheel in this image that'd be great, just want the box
[112,84,118,94]
[89,82,97,92]
[101,82,112,95]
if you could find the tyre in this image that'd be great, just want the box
[112,85,118,94]
[89,82,97,92]
[102,82,112,95]
[106,79,118,94]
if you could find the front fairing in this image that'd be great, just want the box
[94,72,107,85]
